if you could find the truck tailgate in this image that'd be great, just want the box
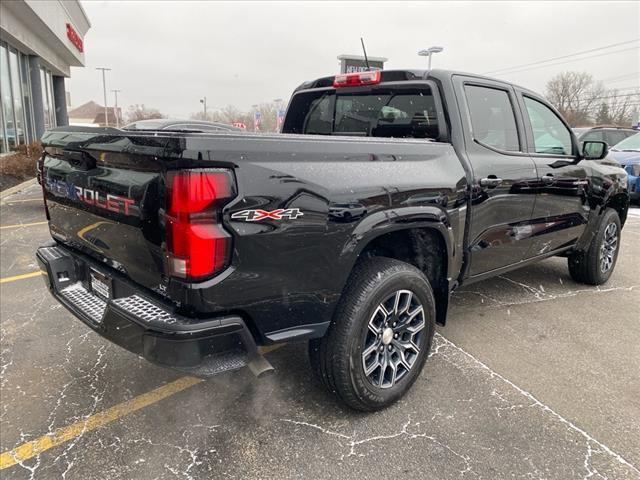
[41,130,168,293]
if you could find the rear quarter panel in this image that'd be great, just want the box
[173,134,467,340]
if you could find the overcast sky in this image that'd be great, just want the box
[67,1,639,119]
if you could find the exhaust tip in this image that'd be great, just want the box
[247,355,275,378]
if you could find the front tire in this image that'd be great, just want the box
[568,208,621,285]
[309,257,436,411]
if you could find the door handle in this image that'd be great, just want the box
[542,173,555,185]
[479,176,503,188]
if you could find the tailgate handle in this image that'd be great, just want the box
[63,150,96,171]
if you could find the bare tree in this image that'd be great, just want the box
[605,88,640,126]
[189,101,282,132]
[545,71,639,127]
[594,102,611,125]
[125,104,166,123]
[545,72,605,126]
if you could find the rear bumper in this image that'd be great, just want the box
[36,243,263,375]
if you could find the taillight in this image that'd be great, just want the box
[333,70,381,88]
[165,169,236,280]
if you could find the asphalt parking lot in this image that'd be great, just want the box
[1,182,639,480]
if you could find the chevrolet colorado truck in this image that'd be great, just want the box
[37,69,629,411]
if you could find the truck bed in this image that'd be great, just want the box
[41,127,466,340]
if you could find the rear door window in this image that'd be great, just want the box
[464,85,520,152]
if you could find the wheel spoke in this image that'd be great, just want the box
[362,342,378,358]
[364,354,381,377]
[388,357,398,385]
[396,315,425,335]
[397,291,412,315]
[378,351,390,387]
[393,337,420,354]
[368,322,381,336]
[392,291,402,316]
[397,348,413,371]
[368,306,387,335]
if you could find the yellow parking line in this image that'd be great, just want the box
[0,343,285,469]
[0,221,48,230]
[0,271,45,284]
[1,198,42,204]
[0,376,203,469]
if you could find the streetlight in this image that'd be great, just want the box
[96,67,111,126]
[200,97,207,119]
[111,89,121,128]
[418,46,444,70]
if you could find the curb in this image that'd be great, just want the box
[0,178,37,200]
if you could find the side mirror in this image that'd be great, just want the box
[582,140,608,160]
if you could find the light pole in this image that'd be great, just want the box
[96,67,111,126]
[111,89,121,127]
[418,46,444,70]
[200,97,207,119]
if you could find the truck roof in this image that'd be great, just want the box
[295,68,536,96]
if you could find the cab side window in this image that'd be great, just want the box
[523,97,573,155]
[464,85,520,152]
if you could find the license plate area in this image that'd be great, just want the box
[90,268,112,301]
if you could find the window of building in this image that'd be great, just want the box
[40,67,57,130]
[46,70,56,128]
[0,97,5,154]
[1,43,15,152]
[0,42,37,152]
[464,84,520,152]
[9,49,26,146]
[19,53,35,143]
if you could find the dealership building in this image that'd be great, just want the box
[0,0,90,154]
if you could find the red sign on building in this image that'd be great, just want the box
[66,23,83,53]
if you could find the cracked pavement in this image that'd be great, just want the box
[1,184,639,479]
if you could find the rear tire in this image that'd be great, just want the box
[568,208,621,285]
[309,257,436,411]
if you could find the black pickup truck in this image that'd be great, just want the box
[37,69,629,411]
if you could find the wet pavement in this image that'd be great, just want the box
[1,183,639,479]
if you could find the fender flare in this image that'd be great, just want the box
[576,174,629,251]
[343,206,453,260]
[337,206,456,325]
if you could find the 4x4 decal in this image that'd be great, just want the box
[231,208,304,221]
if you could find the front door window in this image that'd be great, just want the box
[523,97,573,156]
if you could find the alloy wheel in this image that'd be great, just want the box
[600,222,618,274]
[361,289,425,389]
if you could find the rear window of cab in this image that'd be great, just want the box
[282,86,439,140]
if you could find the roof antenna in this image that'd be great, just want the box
[360,37,370,70]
